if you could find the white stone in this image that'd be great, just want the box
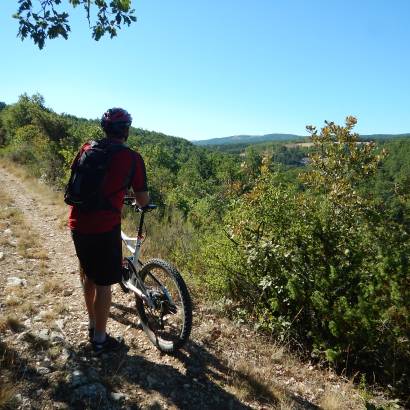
[55,319,65,329]
[111,392,127,401]
[38,329,50,341]
[61,348,70,361]
[16,331,29,340]
[62,289,73,297]
[50,331,64,343]
[7,277,27,287]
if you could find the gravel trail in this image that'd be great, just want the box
[0,164,367,410]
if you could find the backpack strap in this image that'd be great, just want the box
[64,142,93,205]
[104,145,138,211]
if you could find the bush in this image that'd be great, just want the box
[199,118,409,395]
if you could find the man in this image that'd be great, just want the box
[68,108,149,354]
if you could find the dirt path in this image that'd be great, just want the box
[0,164,371,410]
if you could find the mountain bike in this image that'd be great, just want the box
[119,198,192,353]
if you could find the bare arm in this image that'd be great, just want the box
[134,191,150,208]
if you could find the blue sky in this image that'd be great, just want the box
[1,1,409,140]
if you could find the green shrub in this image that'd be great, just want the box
[199,118,409,394]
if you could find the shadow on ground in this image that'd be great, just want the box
[1,301,320,410]
[107,301,319,410]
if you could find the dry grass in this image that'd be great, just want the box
[30,249,49,260]
[22,332,50,351]
[319,387,356,410]
[0,382,16,409]
[271,345,286,363]
[0,219,7,230]
[0,342,17,408]
[0,160,28,180]
[0,315,25,334]
[0,341,18,369]
[0,157,394,409]
[54,303,69,316]
[0,159,67,236]
[0,236,9,246]
[193,310,369,409]
[38,260,49,276]
[43,278,64,294]
[0,182,48,264]
[4,284,27,304]
[0,318,7,334]
[6,316,24,333]
[48,345,63,360]
[227,359,281,405]
[320,392,345,410]
[14,224,48,261]
[38,309,58,323]
[4,295,20,307]
[19,301,39,316]
[0,159,65,210]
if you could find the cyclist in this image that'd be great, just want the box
[68,108,149,355]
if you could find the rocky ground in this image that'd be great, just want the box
[0,163,398,410]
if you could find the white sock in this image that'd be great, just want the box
[88,319,95,330]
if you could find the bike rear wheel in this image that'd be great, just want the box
[135,258,192,353]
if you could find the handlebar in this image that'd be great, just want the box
[137,204,158,213]
[124,197,157,213]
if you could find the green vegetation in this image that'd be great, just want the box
[13,0,137,49]
[1,95,409,401]
[196,119,409,394]
[196,131,410,148]
[194,133,305,146]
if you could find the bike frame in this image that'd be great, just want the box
[121,231,142,267]
[121,208,145,267]
[121,211,155,308]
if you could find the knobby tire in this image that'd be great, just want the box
[124,258,192,353]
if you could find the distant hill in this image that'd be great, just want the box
[359,133,410,140]
[193,133,305,146]
[193,132,410,146]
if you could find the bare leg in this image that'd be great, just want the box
[94,284,112,334]
[81,269,96,326]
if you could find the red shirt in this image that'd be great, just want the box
[68,139,148,234]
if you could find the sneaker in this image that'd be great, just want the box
[92,334,124,356]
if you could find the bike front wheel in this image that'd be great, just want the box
[135,258,192,353]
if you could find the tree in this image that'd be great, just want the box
[243,146,262,179]
[198,117,409,393]
[14,0,137,49]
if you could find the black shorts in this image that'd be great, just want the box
[71,225,122,286]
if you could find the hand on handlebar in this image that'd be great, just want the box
[124,196,157,213]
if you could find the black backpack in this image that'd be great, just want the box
[64,139,135,212]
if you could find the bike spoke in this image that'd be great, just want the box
[141,266,186,344]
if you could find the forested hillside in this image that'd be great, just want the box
[1,95,409,403]
[194,131,410,147]
[193,133,305,146]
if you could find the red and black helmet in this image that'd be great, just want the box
[101,108,132,131]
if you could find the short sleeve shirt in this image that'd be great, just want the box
[68,139,148,234]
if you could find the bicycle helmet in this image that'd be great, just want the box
[101,108,132,133]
